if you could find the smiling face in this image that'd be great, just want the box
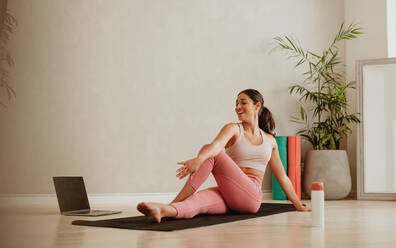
[235,93,261,121]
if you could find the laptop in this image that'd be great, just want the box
[53,176,122,216]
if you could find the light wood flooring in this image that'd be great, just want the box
[1,197,396,248]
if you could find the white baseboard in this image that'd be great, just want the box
[0,193,178,206]
[0,190,274,207]
[262,190,272,199]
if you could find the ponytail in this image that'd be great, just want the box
[259,106,276,137]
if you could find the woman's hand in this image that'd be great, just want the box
[176,157,203,180]
[296,203,312,212]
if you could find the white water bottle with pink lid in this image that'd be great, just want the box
[311,181,324,227]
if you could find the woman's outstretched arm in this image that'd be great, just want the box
[176,123,238,179]
[197,123,238,162]
[268,140,311,212]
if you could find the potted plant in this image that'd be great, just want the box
[272,22,363,199]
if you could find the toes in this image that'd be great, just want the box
[136,202,144,211]
[137,202,150,216]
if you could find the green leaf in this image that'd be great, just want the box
[329,135,336,149]
[295,58,305,68]
[300,106,305,120]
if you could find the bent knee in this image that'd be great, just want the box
[197,144,228,159]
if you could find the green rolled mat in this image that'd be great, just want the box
[272,136,288,200]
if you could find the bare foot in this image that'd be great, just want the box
[136,202,163,223]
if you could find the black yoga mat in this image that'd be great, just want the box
[72,203,296,231]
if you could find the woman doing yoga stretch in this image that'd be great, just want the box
[137,89,312,223]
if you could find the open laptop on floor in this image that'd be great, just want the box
[53,176,122,216]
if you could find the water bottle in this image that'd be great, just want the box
[311,181,324,227]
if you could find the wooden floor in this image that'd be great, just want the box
[1,197,396,248]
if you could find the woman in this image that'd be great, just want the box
[137,89,311,223]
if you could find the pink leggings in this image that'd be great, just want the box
[170,144,263,218]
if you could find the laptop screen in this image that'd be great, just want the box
[53,177,90,213]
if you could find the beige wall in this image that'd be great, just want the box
[388,0,396,57]
[344,0,388,197]
[0,0,346,194]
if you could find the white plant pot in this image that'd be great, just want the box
[303,150,351,199]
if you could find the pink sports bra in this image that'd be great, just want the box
[225,122,272,172]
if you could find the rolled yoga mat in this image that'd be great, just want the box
[72,203,296,231]
[273,136,288,200]
[287,136,301,200]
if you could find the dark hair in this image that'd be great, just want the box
[238,89,276,137]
